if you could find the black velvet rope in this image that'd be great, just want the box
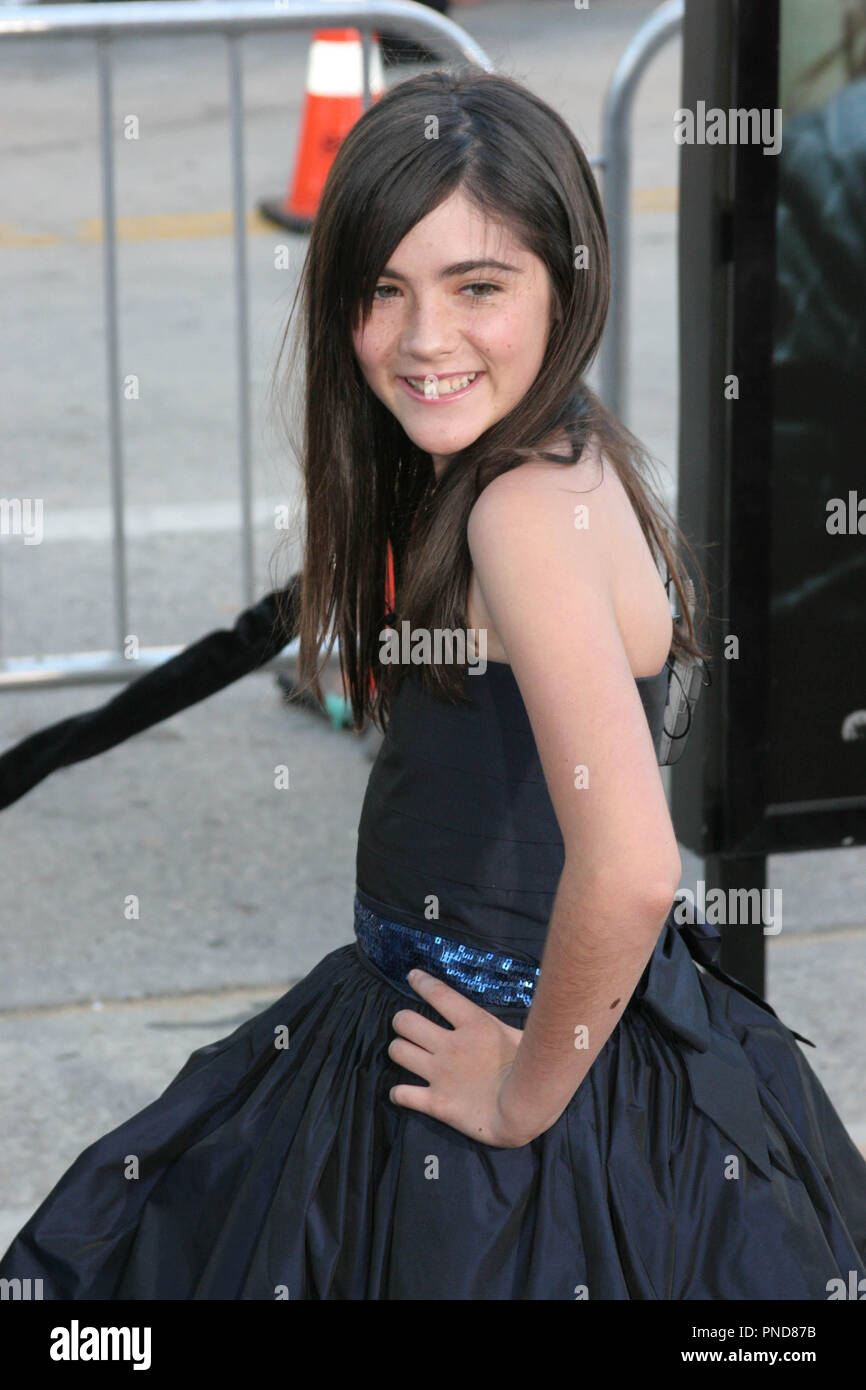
[0,575,302,813]
[0,563,705,809]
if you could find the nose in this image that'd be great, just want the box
[399,291,460,364]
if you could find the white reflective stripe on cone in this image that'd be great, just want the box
[307,35,385,99]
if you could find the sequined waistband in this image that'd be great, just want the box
[353,895,540,1009]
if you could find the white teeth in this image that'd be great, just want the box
[406,372,478,397]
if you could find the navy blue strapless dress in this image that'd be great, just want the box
[2,660,865,1299]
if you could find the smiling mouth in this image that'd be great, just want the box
[399,371,483,401]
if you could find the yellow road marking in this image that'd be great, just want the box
[0,224,64,247]
[632,185,678,212]
[1,188,680,249]
[77,209,277,241]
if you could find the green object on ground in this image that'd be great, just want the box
[324,691,353,730]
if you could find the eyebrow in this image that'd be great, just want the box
[378,259,524,281]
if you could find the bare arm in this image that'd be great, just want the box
[466,464,681,1141]
[497,866,673,1142]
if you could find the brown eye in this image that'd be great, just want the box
[462,282,501,298]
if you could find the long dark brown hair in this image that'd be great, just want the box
[268,68,706,732]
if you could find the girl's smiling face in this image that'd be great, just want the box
[351,188,555,477]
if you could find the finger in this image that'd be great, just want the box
[388,1036,435,1081]
[389,1082,435,1115]
[405,968,480,1027]
[392,1008,447,1052]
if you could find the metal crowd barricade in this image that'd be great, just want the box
[0,1,491,692]
[597,0,683,424]
[0,0,683,693]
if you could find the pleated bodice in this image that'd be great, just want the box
[355,659,670,963]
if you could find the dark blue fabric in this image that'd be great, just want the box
[355,660,671,960]
[2,659,865,1298]
[354,894,541,1007]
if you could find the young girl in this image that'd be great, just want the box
[3,69,865,1300]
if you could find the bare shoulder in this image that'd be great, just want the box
[467,437,673,677]
[471,435,631,536]
[464,437,681,882]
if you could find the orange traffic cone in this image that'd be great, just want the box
[259,28,385,232]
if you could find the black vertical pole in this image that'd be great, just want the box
[674,0,781,998]
[706,851,767,994]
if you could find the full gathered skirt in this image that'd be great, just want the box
[2,909,866,1300]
